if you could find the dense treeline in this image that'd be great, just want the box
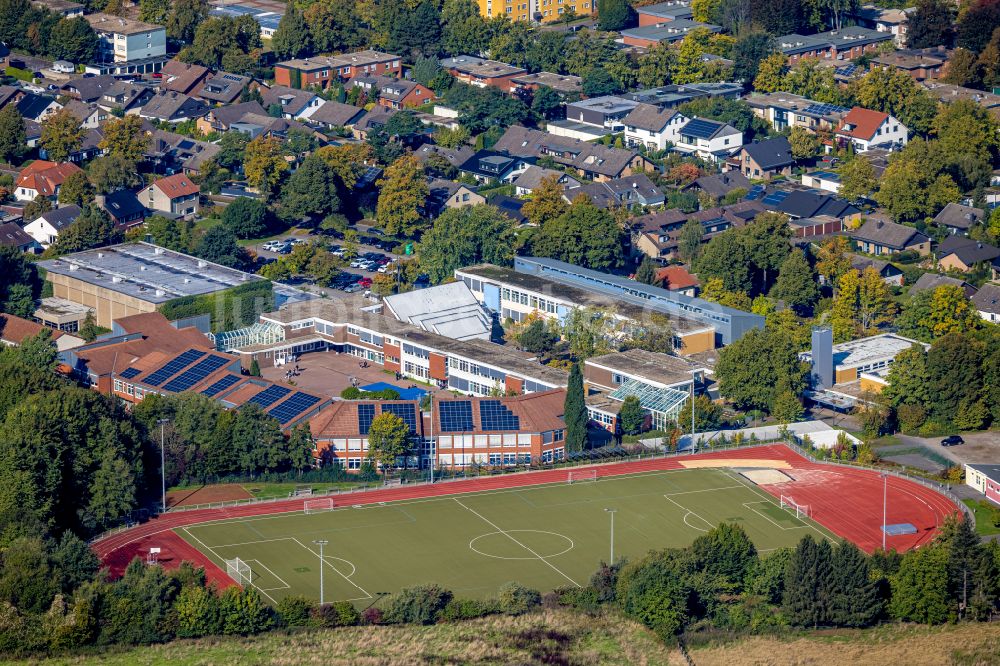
[0,0,98,64]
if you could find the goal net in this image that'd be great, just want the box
[780,495,810,519]
[568,469,598,484]
[304,497,336,514]
[225,557,252,586]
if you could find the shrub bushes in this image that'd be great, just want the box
[383,585,453,625]
[497,582,541,616]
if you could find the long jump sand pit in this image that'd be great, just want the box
[739,468,795,485]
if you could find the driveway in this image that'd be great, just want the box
[896,431,1000,466]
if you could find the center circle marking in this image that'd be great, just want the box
[469,530,575,560]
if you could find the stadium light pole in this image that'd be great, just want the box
[689,371,697,450]
[604,508,617,564]
[882,472,888,551]
[157,418,170,513]
[313,539,329,605]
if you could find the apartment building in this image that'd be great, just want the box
[85,14,166,73]
[475,0,595,22]
[273,50,402,89]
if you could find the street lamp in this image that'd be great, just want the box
[313,539,329,605]
[604,508,617,564]
[157,418,170,513]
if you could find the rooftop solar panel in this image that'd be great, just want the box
[247,384,291,409]
[479,400,520,431]
[680,118,721,140]
[119,367,141,379]
[762,190,790,206]
[803,103,849,116]
[162,354,231,393]
[143,349,207,387]
[201,374,242,397]
[268,392,321,424]
[439,401,474,433]
[382,403,418,433]
[358,403,376,435]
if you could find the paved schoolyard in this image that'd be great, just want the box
[259,350,445,400]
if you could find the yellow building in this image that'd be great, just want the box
[478,0,595,22]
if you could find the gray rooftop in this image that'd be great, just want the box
[587,348,705,388]
[38,242,312,305]
[801,333,928,370]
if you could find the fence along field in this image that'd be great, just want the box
[176,467,837,604]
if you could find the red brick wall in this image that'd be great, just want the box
[504,376,523,394]
[429,353,447,382]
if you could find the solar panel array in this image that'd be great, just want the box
[358,403,376,435]
[439,401,474,432]
[835,64,859,77]
[680,118,720,140]
[119,367,141,379]
[382,403,418,433]
[745,184,766,201]
[479,400,521,431]
[247,384,291,409]
[201,374,242,397]
[162,355,231,392]
[762,190,790,206]
[143,349,207,387]
[803,102,849,116]
[268,392,321,424]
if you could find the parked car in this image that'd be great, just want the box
[261,240,285,251]
[358,277,372,288]
[343,283,363,293]
[287,238,308,246]
[941,435,964,447]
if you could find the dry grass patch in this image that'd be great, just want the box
[688,622,1000,666]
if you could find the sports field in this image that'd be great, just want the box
[176,467,837,604]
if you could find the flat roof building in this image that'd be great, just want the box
[38,242,311,328]
[966,464,1000,507]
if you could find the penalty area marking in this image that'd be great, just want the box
[469,530,575,560]
[742,501,809,531]
[663,495,714,532]
[246,559,292,592]
[292,537,372,601]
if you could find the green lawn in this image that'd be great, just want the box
[962,499,1000,536]
[177,468,836,605]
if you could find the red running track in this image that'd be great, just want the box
[93,444,961,581]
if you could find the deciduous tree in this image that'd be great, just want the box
[534,196,624,272]
[244,136,289,201]
[366,412,410,474]
[829,268,898,341]
[376,154,429,238]
[40,108,84,163]
[419,205,517,284]
[98,115,148,164]
[0,105,27,165]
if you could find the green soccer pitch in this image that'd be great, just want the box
[176,467,838,605]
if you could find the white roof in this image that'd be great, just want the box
[383,282,491,341]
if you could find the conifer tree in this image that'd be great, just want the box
[829,542,885,627]
[564,362,588,452]
[783,535,834,628]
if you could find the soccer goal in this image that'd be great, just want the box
[304,497,336,514]
[780,495,810,519]
[225,557,252,586]
[568,468,598,484]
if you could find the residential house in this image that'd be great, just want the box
[834,107,907,152]
[139,173,200,219]
[788,214,844,238]
[569,174,665,209]
[138,91,208,123]
[800,170,842,194]
[195,72,252,105]
[493,125,654,182]
[424,179,485,216]
[910,273,978,298]
[971,283,1000,324]
[273,50,402,89]
[85,14,167,74]
[15,161,83,202]
[633,202,763,260]
[871,47,948,81]
[654,265,699,296]
[305,101,365,130]
[746,92,850,133]
[458,150,533,184]
[261,85,324,120]
[354,76,433,110]
[621,20,722,48]
[61,100,107,129]
[847,4,913,46]
[351,106,397,140]
[622,104,689,151]
[228,113,318,141]
[637,1,693,25]
[686,171,751,200]
[920,82,1000,120]
[160,60,211,95]
[32,0,84,17]
[99,81,153,112]
[414,144,476,176]
[731,136,794,180]
[936,236,1000,273]
[475,0,595,22]
[0,313,82,351]
[59,75,118,103]
[208,4,282,38]
[97,190,145,229]
[507,72,583,98]
[565,96,640,131]
[765,189,861,222]
[440,55,526,91]
[512,166,580,196]
[15,92,61,122]
[489,195,529,225]
[23,205,82,247]
[851,217,931,256]
[0,85,23,109]
[933,203,984,236]
[673,117,743,162]
[0,222,41,253]
[777,26,894,63]
[849,254,904,286]
[195,101,267,134]
[144,130,221,175]
[624,82,742,110]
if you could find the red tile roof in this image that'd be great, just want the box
[836,107,889,141]
[0,314,63,345]
[16,161,84,196]
[655,266,700,291]
[152,173,200,199]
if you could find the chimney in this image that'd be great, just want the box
[811,327,834,389]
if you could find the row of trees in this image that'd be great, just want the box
[0,0,97,63]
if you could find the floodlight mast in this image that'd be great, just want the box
[313,539,329,605]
